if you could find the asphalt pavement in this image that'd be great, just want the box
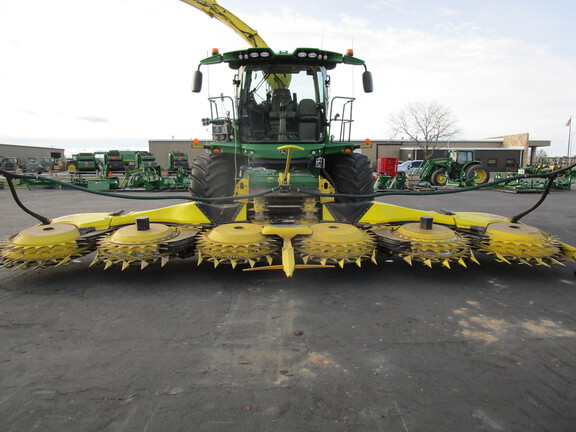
[1,187,575,431]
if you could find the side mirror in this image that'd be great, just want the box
[192,70,203,93]
[362,70,373,93]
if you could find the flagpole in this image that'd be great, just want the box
[568,116,572,162]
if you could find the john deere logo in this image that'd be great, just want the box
[280,149,287,156]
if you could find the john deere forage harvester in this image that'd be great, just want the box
[1,48,574,276]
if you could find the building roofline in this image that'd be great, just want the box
[0,143,66,151]
[400,147,526,151]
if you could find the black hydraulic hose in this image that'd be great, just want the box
[510,175,555,223]
[4,164,573,202]
[3,172,51,225]
[296,163,576,223]
[0,168,279,226]
[320,167,338,193]
[0,169,279,201]
[297,163,576,199]
[1,162,574,225]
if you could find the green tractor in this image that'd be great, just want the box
[39,157,57,172]
[189,47,374,214]
[419,150,490,186]
[0,157,19,172]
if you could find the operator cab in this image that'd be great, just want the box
[192,47,373,152]
[239,64,325,143]
[450,150,474,164]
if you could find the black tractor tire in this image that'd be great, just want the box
[465,164,490,184]
[188,154,209,198]
[189,153,237,199]
[327,153,375,202]
[205,154,237,198]
[431,168,448,186]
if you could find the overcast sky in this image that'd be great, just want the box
[1,0,575,156]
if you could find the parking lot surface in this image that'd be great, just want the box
[1,188,575,431]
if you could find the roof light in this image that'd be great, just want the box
[212,48,220,56]
[346,49,354,56]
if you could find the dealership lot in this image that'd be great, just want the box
[1,188,575,431]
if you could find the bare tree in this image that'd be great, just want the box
[534,149,548,164]
[389,102,462,159]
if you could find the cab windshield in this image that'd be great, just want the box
[239,64,325,143]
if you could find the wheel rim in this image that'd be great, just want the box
[68,164,76,172]
[474,169,488,183]
[437,173,447,184]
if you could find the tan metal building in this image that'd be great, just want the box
[148,140,208,169]
[0,143,65,164]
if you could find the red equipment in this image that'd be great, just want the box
[377,157,399,178]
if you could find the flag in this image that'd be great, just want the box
[567,118,572,127]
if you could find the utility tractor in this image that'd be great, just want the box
[1,157,19,172]
[420,150,490,186]
[39,158,58,172]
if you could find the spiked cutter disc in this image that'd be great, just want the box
[196,223,279,268]
[295,223,376,268]
[478,222,567,266]
[93,223,197,270]
[0,223,92,269]
[373,222,472,268]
